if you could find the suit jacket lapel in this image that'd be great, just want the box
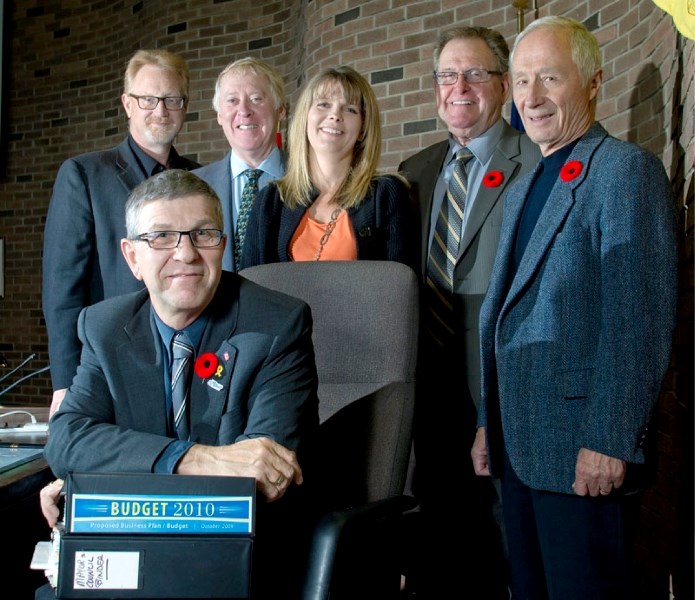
[188,274,241,443]
[115,138,146,194]
[507,181,574,305]
[199,154,236,272]
[189,340,239,444]
[216,154,236,272]
[458,122,527,261]
[459,136,520,258]
[120,295,169,436]
[504,126,603,309]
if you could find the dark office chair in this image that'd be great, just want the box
[239,260,419,600]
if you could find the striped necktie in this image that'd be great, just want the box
[234,169,262,270]
[425,148,474,346]
[171,331,193,440]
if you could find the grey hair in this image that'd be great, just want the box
[512,16,601,87]
[433,26,510,73]
[125,170,223,238]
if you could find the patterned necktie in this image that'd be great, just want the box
[171,331,193,440]
[425,148,474,346]
[234,169,262,270]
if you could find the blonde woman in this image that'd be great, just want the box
[239,66,415,268]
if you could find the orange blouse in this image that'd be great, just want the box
[289,209,358,261]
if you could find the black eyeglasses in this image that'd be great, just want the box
[134,229,224,249]
[128,94,186,111]
[433,69,502,85]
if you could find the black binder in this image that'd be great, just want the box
[56,472,255,599]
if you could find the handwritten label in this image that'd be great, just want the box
[72,551,140,590]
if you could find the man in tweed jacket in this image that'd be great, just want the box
[473,16,677,599]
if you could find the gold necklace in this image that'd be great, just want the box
[314,208,342,261]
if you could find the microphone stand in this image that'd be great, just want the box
[0,353,36,385]
[0,353,51,398]
[0,365,51,398]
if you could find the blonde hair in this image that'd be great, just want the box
[123,49,190,97]
[278,66,382,210]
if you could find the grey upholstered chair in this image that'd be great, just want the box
[239,260,419,600]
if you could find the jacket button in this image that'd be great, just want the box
[359,227,372,237]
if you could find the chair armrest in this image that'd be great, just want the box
[300,494,417,600]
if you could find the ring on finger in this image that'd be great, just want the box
[274,476,284,488]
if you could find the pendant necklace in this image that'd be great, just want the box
[314,208,342,261]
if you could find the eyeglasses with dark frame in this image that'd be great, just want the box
[134,229,224,249]
[433,69,502,85]
[128,94,187,111]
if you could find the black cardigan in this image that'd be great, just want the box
[239,174,417,270]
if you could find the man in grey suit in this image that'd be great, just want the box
[398,26,539,599]
[42,49,200,417]
[473,17,677,599]
[193,57,287,272]
[44,169,319,599]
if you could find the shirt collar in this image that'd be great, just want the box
[446,118,506,166]
[128,134,167,176]
[152,309,209,362]
[230,146,283,180]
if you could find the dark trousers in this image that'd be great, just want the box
[501,450,640,600]
[405,345,510,600]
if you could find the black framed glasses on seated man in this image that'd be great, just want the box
[433,69,502,85]
[135,230,225,249]
[128,94,186,110]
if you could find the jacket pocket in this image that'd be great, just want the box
[559,367,591,400]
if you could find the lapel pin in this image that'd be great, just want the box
[207,379,224,392]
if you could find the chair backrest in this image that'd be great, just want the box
[239,261,419,504]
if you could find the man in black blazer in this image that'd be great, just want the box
[398,26,540,599]
[43,169,319,599]
[42,49,200,417]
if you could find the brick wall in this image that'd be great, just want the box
[0,0,691,596]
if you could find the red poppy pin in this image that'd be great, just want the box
[482,170,504,188]
[560,160,583,182]
[194,353,220,379]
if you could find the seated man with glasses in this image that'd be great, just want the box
[134,227,225,249]
[43,49,200,420]
[41,169,320,600]
[398,25,540,599]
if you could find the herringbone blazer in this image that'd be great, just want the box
[479,123,677,493]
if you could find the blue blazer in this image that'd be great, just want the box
[45,271,320,478]
[193,151,287,272]
[239,175,416,270]
[42,137,200,390]
[479,123,677,493]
